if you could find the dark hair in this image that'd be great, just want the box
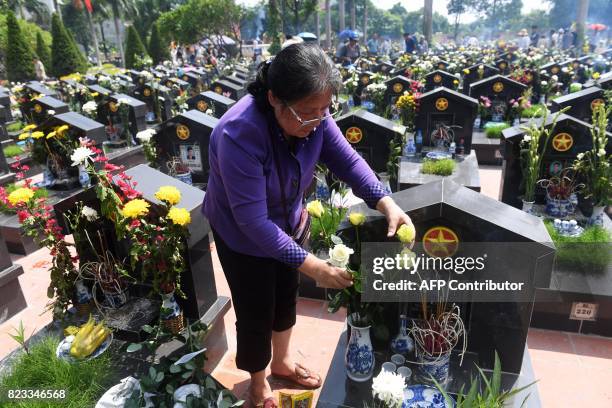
[248,43,342,112]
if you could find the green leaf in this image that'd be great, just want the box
[205,376,216,390]
[126,343,143,353]
[142,324,154,333]
[181,371,192,379]
[149,367,157,379]
[165,384,174,394]
[155,372,164,383]
[169,364,181,373]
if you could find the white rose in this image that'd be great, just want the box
[47,110,55,115]
[82,206,99,222]
[136,128,156,143]
[524,135,531,142]
[576,152,584,160]
[328,244,354,269]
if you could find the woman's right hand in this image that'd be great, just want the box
[298,254,353,289]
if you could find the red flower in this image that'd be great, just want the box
[17,210,29,223]
[130,219,141,228]
[104,163,121,172]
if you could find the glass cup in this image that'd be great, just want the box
[397,366,412,382]
[391,354,406,366]
[381,362,397,373]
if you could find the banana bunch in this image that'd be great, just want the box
[69,315,111,359]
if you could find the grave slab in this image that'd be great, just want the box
[398,151,481,192]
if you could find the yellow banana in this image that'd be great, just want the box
[70,315,97,358]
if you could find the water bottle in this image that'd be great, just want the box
[415,129,423,154]
[404,135,416,157]
[449,141,456,158]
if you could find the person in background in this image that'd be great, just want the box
[419,37,429,54]
[379,36,391,56]
[550,29,559,48]
[404,32,416,53]
[367,32,379,56]
[530,25,540,48]
[562,27,572,50]
[34,57,47,81]
[517,28,530,49]
[336,32,361,66]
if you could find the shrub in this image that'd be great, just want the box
[421,158,455,176]
[3,144,24,158]
[485,122,511,139]
[36,31,51,71]
[51,13,87,77]
[5,11,36,82]
[522,104,547,118]
[148,23,169,65]
[0,335,116,407]
[125,25,149,69]
[6,121,24,132]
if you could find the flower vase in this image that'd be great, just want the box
[473,116,481,129]
[589,206,606,227]
[390,314,414,356]
[174,171,193,186]
[539,94,546,105]
[78,165,91,188]
[347,95,354,108]
[416,348,451,386]
[522,199,535,214]
[315,171,330,200]
[73,279,93,316]
[160,290,184,335]
[513,118,520,126]
[99,279,129,309]
[345,313,374,382]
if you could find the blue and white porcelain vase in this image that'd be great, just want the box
[345,313,374,382]
[391,314,414,356]
[589,206,606,227]
[160,289,184,334]
[78,165,91,188]
[417,351,451,386]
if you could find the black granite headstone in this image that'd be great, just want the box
[424,70,458,92]
[108,93,147,139]
[25,81,57,98]
[334,110,405,173]
[0,93,12,122]
[0,229,25,323]
[29,96,70,125]
[374,61,396,75]
[469,75,527,122]
[210,79,244,100]
[155,110,219,185]
[186,91,236,118]
[550,87,606,124]
[415,87,478,154]
[384,75,413,104]
[584,72,612,90]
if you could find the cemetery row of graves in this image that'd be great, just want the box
[0,42,610,407]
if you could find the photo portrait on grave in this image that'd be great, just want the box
[202,43,413,408]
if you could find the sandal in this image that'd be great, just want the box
[249,396,278,408]
[271,362,322,390]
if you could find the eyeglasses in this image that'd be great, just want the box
[285,100,341,128]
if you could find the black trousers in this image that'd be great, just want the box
[213,229,299,373]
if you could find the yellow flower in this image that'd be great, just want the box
[396,223,416,243]
[306,200,324,218]
[31,131,45,139]
[8,187,35,206]
[453,79,459,85]
[348,212,366,226]
[46,131,56,139]
[23,124,36,131]
[18,132,30,140]
[168,207,191,226]
[155,186,181,205]
[91,92,99,97]
[463,68,470,74]
[593,72,600,80]
[121,199,150,219]
[56,125,69,134]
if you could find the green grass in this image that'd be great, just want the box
[545,220,612,271]
[0,184,49,213]
[3,144,24,158]
[484,122,511,139]
[6,121,24,133]
[421,158,455,176]
[0,335,116,408]
[522,104,548,118]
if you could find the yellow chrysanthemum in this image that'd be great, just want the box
[23,124,36,131]
[593,72,600,80]
[18,132,30,140]
[155,186,181,206]
[396,94,416,110]
[168,207,191,226]
[121,199,150,219]
[8,187,35,206]
[31,131,45,139]
[56,125,69,134]
[46,131,56,139]
[91,92,99,97]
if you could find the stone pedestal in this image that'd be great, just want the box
[397,151,481,192]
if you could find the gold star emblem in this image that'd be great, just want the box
[361,62,369,70]
[551,66,559,74]
[34,104,42,113]
[183,75,189,81]
[109,101,118,112]
[167,81,173,87]
[197,100,208,112]
[361,75,370,85]
[433,74,442,83]
[381,65,388,72]
[552,133,573,152]
[139,78,144,84]
[525,73,533,82]
[435,98,449,111]
[393,83,404,93]
[214,86,223,94]
[345,126,363,144]
[493,82,504,93]
[176,124,190,140]
[499,62,507,69]
[423,226,459,258]
[438,63,445,69]
[591,98,605,111]
[143,88,151,97]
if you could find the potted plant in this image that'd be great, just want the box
[167,156,193,185]
[573,104,611,226]
[538,168,583,218]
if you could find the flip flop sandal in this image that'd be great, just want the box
[271,362,322,390]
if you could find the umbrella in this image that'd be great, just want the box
[588,23,607,31]
[297,32,318,41]
[338,29,356,40]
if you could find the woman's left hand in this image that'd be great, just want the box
[376,196,414,239]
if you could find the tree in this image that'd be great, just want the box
[267,0,281,54]
[124,25,148,69]
[148,22,169,64]
[349,0,355,29]
[5,11,35,81]
[575,0,589,54]
[283,0,318,34]
[324,0,331,49]
[423,0,432,43]
[35,30,51,69]
[4,0,51,27]
[98,0,139,67]
[338,0,345,32]
[472,0,522,33]
[51,13,87,77]
[447,0,474,40]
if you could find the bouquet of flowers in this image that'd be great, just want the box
[478,96,491,119]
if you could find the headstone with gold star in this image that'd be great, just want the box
[221,74,249,89]
[461,63,500,95]
[335,109,405,174]
[0,91,12,122]
[373,61,396,75]
[584,71,612,90]
[107,93,147,140]
[28,95,70,125]
[423,70,459,92]
[383,75,413,105]
[415,87,478,155]
[24,81,57,99]
[133,83,174,124]
[186,91,236,119]
[182,71,203,93]
[469,75,527,123]
[433,59,450,71]
[209,79,245,101]
[551,87,608,124]
[500,113,612,209]
[156,109,219,186]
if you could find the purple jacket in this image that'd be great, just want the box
[203,95,387,267]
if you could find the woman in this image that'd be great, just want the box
[203,43,413,407]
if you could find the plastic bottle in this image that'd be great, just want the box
[404,134,416,157]
[415,129,423,154]
[449,141,456,158]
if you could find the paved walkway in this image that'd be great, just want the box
[1,166,611,406]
